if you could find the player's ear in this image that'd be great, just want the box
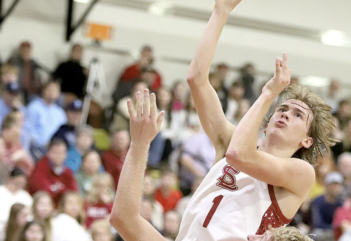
[301,137,313,149]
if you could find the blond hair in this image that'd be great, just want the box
[58,192,85,226]
[32,191,54,241]
[90,220,113,241]
[271,226,313,241]
[1,64,18,76]
[268,84,337,166]
[86,173,115,204]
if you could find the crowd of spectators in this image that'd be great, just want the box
[0,41,350,241]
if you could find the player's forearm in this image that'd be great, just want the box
[187,7,231,83]
[110,142,149,225]
[227,93,275,161]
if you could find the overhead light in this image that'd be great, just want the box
[300,76,329,88]
[148,2,173,16]
[321,30,351,47]
[74,0,91,3]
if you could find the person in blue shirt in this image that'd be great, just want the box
[51,100,83,148]
[311,171,343,240]
[0,83,30,152]
[65,125,94,173]
[27,81,67,160]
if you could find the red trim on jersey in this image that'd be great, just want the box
[255,185,294,235]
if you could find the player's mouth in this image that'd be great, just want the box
[275,120,287,127]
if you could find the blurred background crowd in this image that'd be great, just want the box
[0,41,350,241]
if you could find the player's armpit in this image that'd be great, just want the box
[188,79,235,151]
[110,216,166,241]
[226,150,315,198]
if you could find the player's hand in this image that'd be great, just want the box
[262,53,291,99]
[127,89,164,146]
[215,0,242,12]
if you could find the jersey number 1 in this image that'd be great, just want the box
[203,195,224,228]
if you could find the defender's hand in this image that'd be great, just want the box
[127,89,164,146]
[262,53,291,98]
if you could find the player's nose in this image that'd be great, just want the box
[280,112,289,120]
[247,234,263,241]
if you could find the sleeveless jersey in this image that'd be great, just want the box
[176,158,293,241]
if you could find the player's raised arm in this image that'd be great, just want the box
[225,54,317,198]
[109,89,166,241]
[187,0,242,160]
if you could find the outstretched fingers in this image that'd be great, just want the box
[143,89,150,120]
[275,57,282,77]
[127,99,135,119]
[136,91,143,121]
[150,93,157,121]
[156,111,165,128]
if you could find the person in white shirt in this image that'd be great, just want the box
[0,167,32,241]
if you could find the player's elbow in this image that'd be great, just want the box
[187,68,202,86]
[225,150,247,166]
[109,213,122,230]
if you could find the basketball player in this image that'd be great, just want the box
[108,90,315,241]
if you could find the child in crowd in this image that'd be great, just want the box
[154,170,182,213]
[17,220,47,241]
[5,203,30,241]
[85,173,114,229]
[75,151,102,197]
[52,192,90,241]
[65,125,94,173]
[32,192,54,241]
[162,211,181,241]
[90,220,113,241]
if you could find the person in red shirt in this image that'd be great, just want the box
[333,191,351,240]
[28,139,78,206]
[154,169,183,213]
[84,173,114,228]
[118,45,162,90]
[101,130,130,188]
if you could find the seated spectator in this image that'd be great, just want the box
[52,192,91,241]
[85,173,114,229]
[8,41,43,104]
[53,44,87,104]
[231,99,251,126]
[209,72,228,113]
[0,64,18,86]
[337,152,351,198]
[179,132,215,195]
[238,63,256,104]
[162,211,181,241]
[0,138,8,185]
[65,125,94,173]
[4,203,30,241]
[1,118,33,176]
[28,139,78,206]
[75,151,102,197]
[101,130,130,189]
[156,87,172,129]
[0,168,33,240]
[90,220,113,241]
[0,82,26,129]
[225,82,245,124]
[324,79,341,113]
[113,66,157,105]
[51,99,83,148]
[333,191,351,240]
[5,108,31,153]
[176,177,203,216]
[170,81,186,111]
[31,191,54,241]
[143,175,164,231]
[140,199,159,230]
[334,99,350,130]
[16,220,47,241]
[154,169,182,213]
[111,81,148,131]
[27,81,67,160]
[117,45,162,91]
[310,172,343,240]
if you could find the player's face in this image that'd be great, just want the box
[247,230,273,241]
[266,99,313,149]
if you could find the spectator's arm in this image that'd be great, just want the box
[180,154,206,177]
[26,105,45,146]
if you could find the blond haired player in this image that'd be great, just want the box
[108,90,315,241]
[110,0,336,240]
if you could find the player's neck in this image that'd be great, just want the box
[258,138,297,158]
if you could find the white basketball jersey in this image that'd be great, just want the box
[176,158,292,241]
